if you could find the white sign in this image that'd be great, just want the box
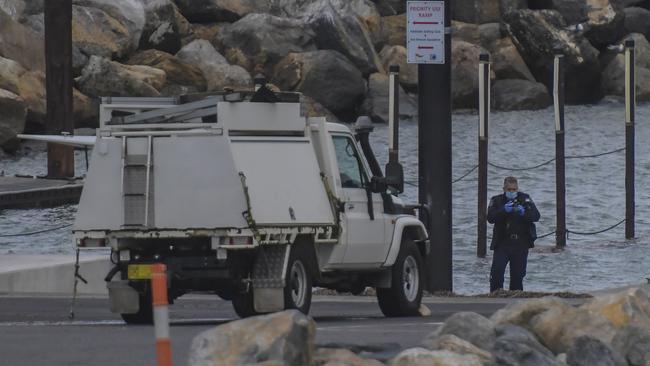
[406,1,445,64]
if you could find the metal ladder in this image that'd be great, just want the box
[121,135,154,228]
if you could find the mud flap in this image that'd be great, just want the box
[107,280,139,314]
[252,245,290,313]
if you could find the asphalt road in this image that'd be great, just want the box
[0,295,514,366]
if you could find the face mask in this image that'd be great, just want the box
[505,191,517,200]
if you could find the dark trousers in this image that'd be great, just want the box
[490,245,529,292]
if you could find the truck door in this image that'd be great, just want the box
[331,135,387,266]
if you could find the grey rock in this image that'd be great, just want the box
[16,70,46,126]
[0,56,26,94]
[139,0,191,54]
[77,56,166,98]
[176,39,228,66]
[188,310,316,366]
[176,40,250,92]
[383,14,405,46]
[451,41,488,109]
[217,13,316,74]
[420,334,495,364]
[492,79,551,111]
[610,0,646,7]
[500,0,528,15]
[623,8,650,42]
[612,325,650,366]
[73,0,147,52]
[378,45,418,91]
[479,22,503,47]
[601,51,650,101]
[549,0,625,48]
[390,348,483,366]
[0,0,24,21]
[453,0,501,24]
[490,37,536,81]
[503,9,602,103]
[126,49,207,93]
[299,94,339,122]
[452,21,480,44]
[313,348,385,366]
[566,335,627,366]
[491,297,571,328]
[273,50,366,121]
[72,5,135,59]
[437,311,497,350]
[0,88,26,149]
[360,73,418,123]
[495,324,555,358]
[492,337,564,366]
[175,0,271,23]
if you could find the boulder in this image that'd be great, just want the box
[503,9,602,103]
[491,297,572,328]
[371,0,398,16]
[296,0,384,75]
[176,40,251,91]
[73,0,147,48]
[491,79,551,111]
[610,0,645,7]
[76,56,166,97]
[623,7,650,40]
[217,13,317,74]
[0,88,26,148]
[0,9,44,71]
[139,0,191,54]
[72,88,97,127]
[580,287,650,329]
[191,22,225,41]
[127,49,207,93]
[360,73,418,123]
[313,348,385,366]
[17,71,46,126]
[72,5,134,59]
[612,325,650,366]
[420,334,495,365]
[451,41,487,109]
[0,56,26,94]
[390,348,483,366]
[566,335,627,366]
[548,0,625,48]
[495,324,556,359]
[378,45,418,91]
[601,50,650,101]
[500,0,528,15]
[383,14,406,46]
[436,312,496,350]
[453,0,501,23]
[273,50,366,121]
[0,0,24,21]
[529,304,617,354]
[490,38,536,81]
[174,0,271,23]
[187,310,316,366]
[300,94,339,122]
[479,23,503,47]
[452,21,480,45]
[492,337,564,366]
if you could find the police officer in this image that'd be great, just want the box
[488,176,540,292]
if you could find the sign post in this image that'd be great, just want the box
[409,0,453,292]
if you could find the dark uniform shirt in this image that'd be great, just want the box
[487,192,540,250]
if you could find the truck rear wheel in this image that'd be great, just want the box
[121,288,153,325]
[283,245,313,314]
[376,238,423,317]
[232,290,261,318]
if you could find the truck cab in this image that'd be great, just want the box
[74,88,429,323]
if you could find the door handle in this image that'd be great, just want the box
[347,203,355,210]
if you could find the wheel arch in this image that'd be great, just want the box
[292,234,321,280]
[382,217,429,267]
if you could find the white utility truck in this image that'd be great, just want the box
[70,87,428,323]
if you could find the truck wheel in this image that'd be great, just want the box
[232,290,260,318]
[376,238,423,317]
[283,245,313,314]
[121,289,153,325]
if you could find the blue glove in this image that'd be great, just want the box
[517,205,525,216]
[504,201,514,213]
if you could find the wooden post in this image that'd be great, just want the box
[625,39,635,239]
[554,53,567,248]
[477,53,490,258]
[44,0,75,178]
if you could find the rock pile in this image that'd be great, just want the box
[187,287,650,366]
[1,0,650,150]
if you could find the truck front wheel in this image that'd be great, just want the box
[284,245,313,314]
[121,288,153,324]
[376,239,423,317]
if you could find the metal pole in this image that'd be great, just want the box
[625,39,635,239]
[477,54,489,258]
[388,65,400,165]
[44,0,75,178]
[554,53,567,248]
[419,0,453,292]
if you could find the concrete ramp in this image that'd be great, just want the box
[0,254,110,296]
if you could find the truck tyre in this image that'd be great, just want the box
[284,245,313,314]
[376,238,423,317]
[121,288,153,324]
[232,290,261,318]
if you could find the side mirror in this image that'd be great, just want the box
[369,176,388,193]
[385,161,404,194]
